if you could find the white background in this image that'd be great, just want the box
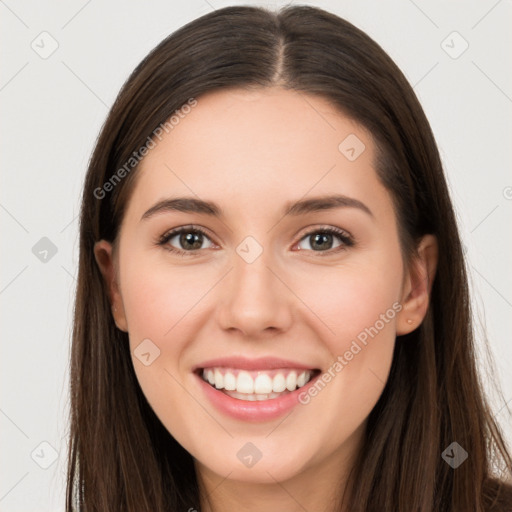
[1,0,511,509]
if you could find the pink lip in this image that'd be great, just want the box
[194,369,322,422]
[193,356,318,372]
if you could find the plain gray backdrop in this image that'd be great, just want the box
[1,0,511,510]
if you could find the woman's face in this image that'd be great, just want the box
[96,87,432,489]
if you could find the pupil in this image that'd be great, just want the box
[181,232,202,250]
[311,233,332,250]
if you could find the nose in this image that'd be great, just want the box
[216,250,294,338]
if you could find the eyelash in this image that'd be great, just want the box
[156,224,355,257]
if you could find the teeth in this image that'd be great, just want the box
[214,368,223,389]
[223,372,236,391]
[254,373,273,394]
[272,373,287,392]
[201,367,314,395]
[236,371,254,393]
[224,390,286,401]
[297,371,307,388]
[286,372,297,391]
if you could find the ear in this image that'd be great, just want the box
[93,240,128,332]
[396,234,438,335]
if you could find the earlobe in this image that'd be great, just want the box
[93,240,128,332]
[396,234,438,335]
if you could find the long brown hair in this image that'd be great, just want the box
[66,5,512,511]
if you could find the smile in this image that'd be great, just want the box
[199,367,321,401]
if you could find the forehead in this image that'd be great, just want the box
[127,87,391,222]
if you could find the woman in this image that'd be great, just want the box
[66,5,512,511]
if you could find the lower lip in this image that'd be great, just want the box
[194,371,320,422]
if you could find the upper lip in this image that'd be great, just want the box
[193,356,320,372]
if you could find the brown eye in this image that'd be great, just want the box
[175,231,205,250]
[158,227,214,255]
[296,227,354,253]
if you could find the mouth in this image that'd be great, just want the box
[194,367,322,402]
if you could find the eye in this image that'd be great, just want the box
[157,225,354,257]
[157,226,215,256]
[295,226,354,254]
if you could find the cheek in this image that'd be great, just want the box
[292,254,402,409]
[121,256,210,343]
[293,255,402,346]
[119,259,205,439]
[119,252,225,403]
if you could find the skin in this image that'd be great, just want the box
[95,87,438,512]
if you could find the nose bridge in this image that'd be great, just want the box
[216,240,292,336]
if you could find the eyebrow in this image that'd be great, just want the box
[140,194,374,221]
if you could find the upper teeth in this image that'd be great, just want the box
[202,368,314,394]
